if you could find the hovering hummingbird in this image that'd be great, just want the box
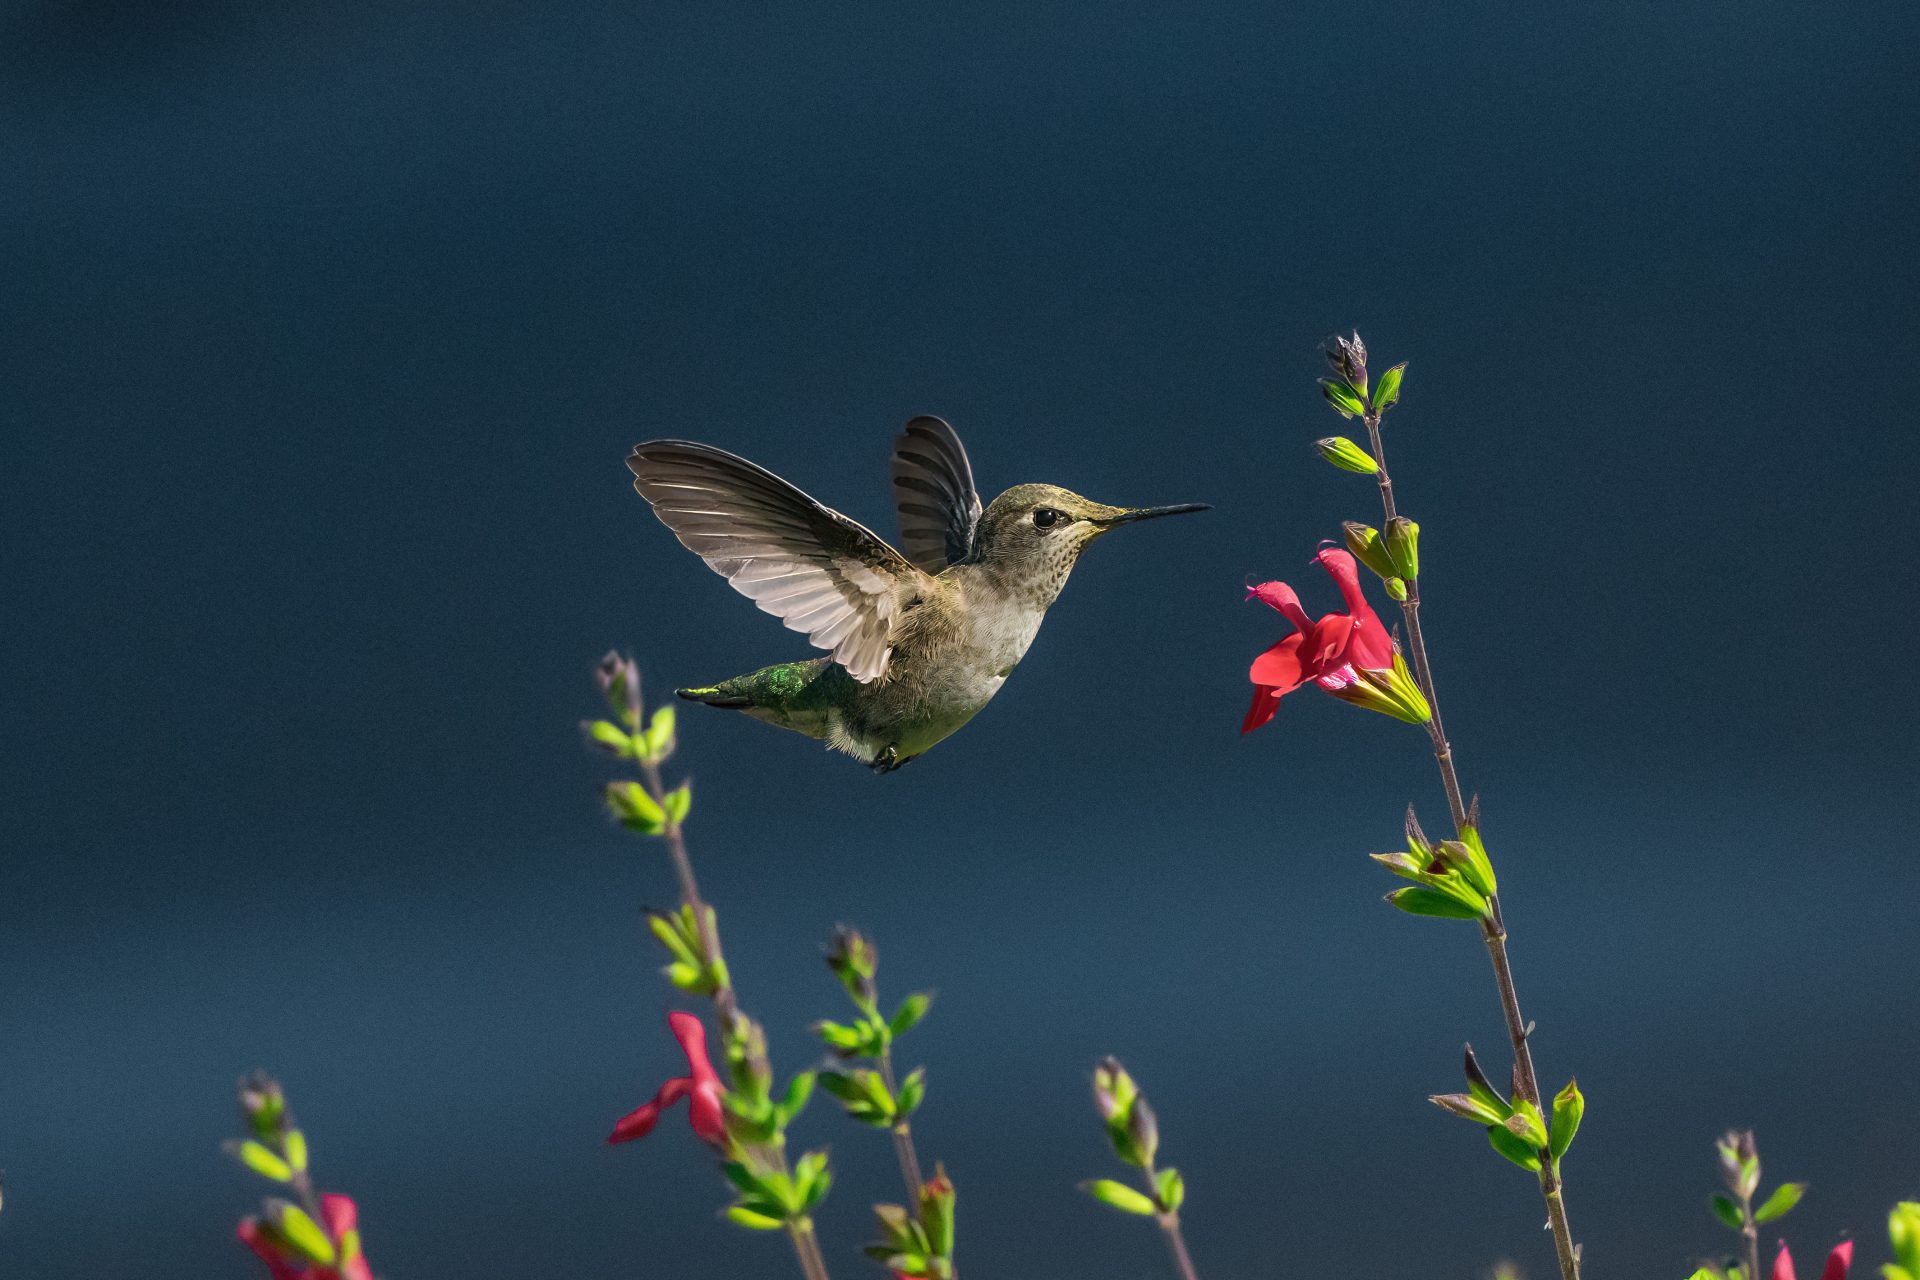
[626,417,1207,772]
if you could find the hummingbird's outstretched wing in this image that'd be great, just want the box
[628,440,927,683]
[889,415,982,574]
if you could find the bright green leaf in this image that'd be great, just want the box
[1080,1179,1158,1216]
[890,993,933,1037]
[727,1206,786,1230]
[1372,361,1406,411]
[1487,1125,1542,1172]
[1711,1194,1745,1231]
[1156,1167,1185,1213]
[663,782,693,826]
[227,1140,292,1183]
[272,1202,337,1266]
[1753,1181,1806,1224]
[1549,1079,1583,1160]
[1320,379,1368,420]
[1386,886,1486,919]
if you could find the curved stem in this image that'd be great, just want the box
[1362,412,1580,1280]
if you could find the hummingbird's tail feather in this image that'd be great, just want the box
[672,660,847,743]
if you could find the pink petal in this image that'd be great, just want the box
[1821,1241,1853,1280]
[688,1081,728,1145]
[1248,581,1311,631]
[320,1195,358,1239]
[1774,1243,1798,1280]
[667,1011,720,1087]
[1303,614,1357,675]
[1249,635,1308,691]
[607,1076,692,1144]
[1240,687,1282,734]
[237,1220,302,1280]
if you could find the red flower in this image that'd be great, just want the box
[608,1010,728,1147]
[1243,547,1421,732]
[1774,1240,1853,1280]
[237,1194,371,1280]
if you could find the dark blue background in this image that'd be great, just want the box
[5,2,1917,1277]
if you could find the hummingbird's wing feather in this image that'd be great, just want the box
[889,415,983,573]
[628,440,926,683]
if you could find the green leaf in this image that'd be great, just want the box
[1080,1179,1159,1215]
[1386,886,1486,919]
[1711,1194,1745,1231]
[1431,1092,1507,1126]
[271,1202,337,1265]
[645,705,677,758]
[1320,379,1368,420]
[890,993,933,1038]
[1753,1181,1806,1224]
[777,1072,816,1124]
[226,1139,292,1182]
[1156,1167,1185,1213]
[1461,1044,1510,1115]
[1487,1125,1542,1172]
[727,1205,786,1230]
[1372,361,1406,411]
[896,1066,927,1117]
[663,782,693,826]
[1549,1079,1583,1160]
[724,1161,770,1198]
[605,780,664,834]
[1504,1100,1549,1148]
[1315,435,1379,474]
[582,719,633,756]
[1454,823,1499,896]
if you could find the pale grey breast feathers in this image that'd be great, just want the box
[889,416,983,574]
[628,441,927,683]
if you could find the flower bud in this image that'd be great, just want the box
[1384,517,1420,580]
[1091,1057,1138,1125]
[596,651,643,730]
[1315,436,1378,474]
[919,1168,957,1258]
[1341,522,1397,580]
[238,1072,287,1141]
[1384,576,1407,601]
[1121,1096,1160,1168]
[1717,1129,1761,1200]
[1324,330,1369,399]
[825,925,879,1008]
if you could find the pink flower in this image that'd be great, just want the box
[237,1194,371,1280]
[1774,1239,1853,1280]
[608,1010,728,1147]
[1242,547,1404,733]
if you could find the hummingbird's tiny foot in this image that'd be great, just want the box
[871,745,903,774]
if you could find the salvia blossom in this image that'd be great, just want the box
[608,1010,728,1147]
[237,1194,371,1280]
[1774,1239,1853,1280]
[1242,547,1430,732]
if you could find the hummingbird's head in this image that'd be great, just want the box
[972,483,1208,602]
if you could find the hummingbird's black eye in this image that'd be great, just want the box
[1032,508,1060,530]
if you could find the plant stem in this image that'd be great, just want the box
[789,1219,833,1280]
[1742,1195,1761,1280]
[875,1049,926,1198]
[1138,1162,1201,1280]
[634,751,830,1279]
[1362,412,1581,1280]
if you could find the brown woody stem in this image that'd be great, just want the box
[1362,411,1581,1280]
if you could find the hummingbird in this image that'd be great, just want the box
[626,416,1207,773]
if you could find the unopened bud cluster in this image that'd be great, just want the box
[813,926,934,1132]
[1374,804,1499,921]
[587,651,692,836]
[869,1169,958,1279]
[225,1073,371,1280]
[1081,1059,1186,1222]
[1428,1045,1582,1177]
[1707,1128,1807,1238]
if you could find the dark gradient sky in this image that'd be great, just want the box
[5,2,1918,1277]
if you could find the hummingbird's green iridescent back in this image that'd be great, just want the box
[629,416,1205,772]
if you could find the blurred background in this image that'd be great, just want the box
[4,1,1917,1276]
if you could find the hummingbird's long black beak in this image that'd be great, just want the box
[1097,503,1211,526]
